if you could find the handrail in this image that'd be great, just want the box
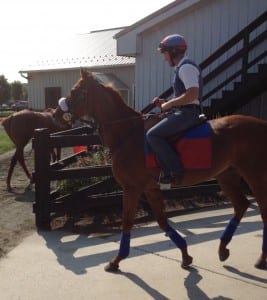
[200,11,267,69]
[200,11,267,103]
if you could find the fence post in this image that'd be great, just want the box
[33,128,51,230]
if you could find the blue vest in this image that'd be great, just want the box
[173,58,203,101]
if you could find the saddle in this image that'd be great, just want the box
[144,114,212,170]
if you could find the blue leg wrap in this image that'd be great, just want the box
[118,232,130,259]
[262,226,267,253]
[165,224,187,249]
[220,217,240,245]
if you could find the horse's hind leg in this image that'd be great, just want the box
[16,147,33,184]
[216,169,250,262]
[50,147,61,162]
[254,202,267,269]
[246,181,267,269]
[7,151,18,191]
[144,187,192,268]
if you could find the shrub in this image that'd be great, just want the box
[56,147,120,194]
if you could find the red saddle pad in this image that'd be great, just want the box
[145,122,212,170]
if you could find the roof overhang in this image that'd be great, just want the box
[95,72,129,90]
[115,0,202,57]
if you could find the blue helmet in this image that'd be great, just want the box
[158,34,187,55]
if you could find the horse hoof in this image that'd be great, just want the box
[181,255,193,268]
[219,248,230,261]
[104,262,119,272]
[254,259,266,270]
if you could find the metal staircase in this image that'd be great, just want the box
[200,11,267,118]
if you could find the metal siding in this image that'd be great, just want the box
[28,67,134,110]
[28,70,80,110]
[134,0,267,110]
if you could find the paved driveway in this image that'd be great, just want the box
[0,205,266,300]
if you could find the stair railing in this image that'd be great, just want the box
[200,11,267,104]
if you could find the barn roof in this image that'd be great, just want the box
[20,27,135,73]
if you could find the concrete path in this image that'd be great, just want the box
[0,205,266,300]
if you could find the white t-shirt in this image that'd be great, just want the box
[176,56,200,104]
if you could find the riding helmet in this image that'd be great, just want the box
[158,34,187,57]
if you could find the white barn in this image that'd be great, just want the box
[19,28,135,110]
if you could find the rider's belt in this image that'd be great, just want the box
[174,104,200,109]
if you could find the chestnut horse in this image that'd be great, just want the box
[54,69,267,271]
[1,108,64,191]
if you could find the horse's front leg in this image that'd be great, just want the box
[145,187,192,268]
[216,171,250,262]
[105,187,141,272]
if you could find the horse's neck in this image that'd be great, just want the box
[93,87,140,124]
[93,90,142,151]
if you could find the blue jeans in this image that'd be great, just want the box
[146,105,201,176]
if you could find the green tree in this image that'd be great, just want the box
[11,81,24,100]
[0,75,11,104]
[22,83,28,100]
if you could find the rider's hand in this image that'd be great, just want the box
[161,101,173,111]
[152,97,165,108]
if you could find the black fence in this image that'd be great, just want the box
[32,126,221,230]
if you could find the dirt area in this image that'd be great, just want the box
[0,145,36,258]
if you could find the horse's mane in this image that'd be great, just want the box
[104,83,141,117]
[104,83,125,105]
[80,69,141,117]
[84,69,141,117]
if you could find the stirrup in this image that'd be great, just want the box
[159,182,171,190]
[198,113,207,122]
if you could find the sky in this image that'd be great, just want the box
[1,0,172,83]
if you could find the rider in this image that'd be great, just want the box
[146,34,203,186]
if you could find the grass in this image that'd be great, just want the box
[0,111,15,154]
[56,149,119,194]
[0,131,14,155]
[0,110,13,118]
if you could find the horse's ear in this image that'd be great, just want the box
[80,68,88,79]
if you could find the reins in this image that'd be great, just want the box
[101,115,143,127]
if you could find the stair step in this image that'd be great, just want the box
[236,72,267,91]
[258,64,267,74]
[234,82,242,89]
[222,90,234,99]
[206,62,267,117]
[242,73,258,83]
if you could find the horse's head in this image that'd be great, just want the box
[54,68,96,128]
[53,97,74,128]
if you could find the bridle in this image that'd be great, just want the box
[58,97,76,126]
[58,96,144,128]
